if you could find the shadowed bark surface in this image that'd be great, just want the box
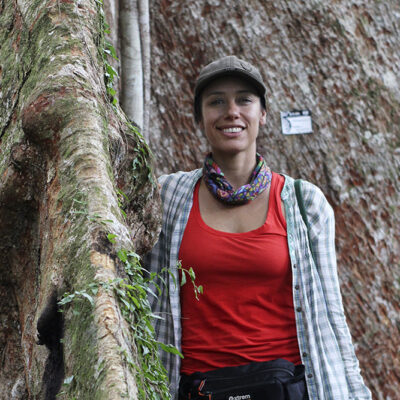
[148,1,400,399]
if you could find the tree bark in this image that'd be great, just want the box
[148,1,400,399]
[0,0,159,398]
[119,0,144,129]
[119,0,150,137]
[137,0,151,139]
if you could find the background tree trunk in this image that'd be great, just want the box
[0,0,159,398]
[148,1,399,399]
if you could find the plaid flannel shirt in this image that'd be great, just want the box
[144,169,371,400]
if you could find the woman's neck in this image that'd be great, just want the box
[211,151,257,189]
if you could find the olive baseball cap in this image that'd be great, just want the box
[194,55,267,123]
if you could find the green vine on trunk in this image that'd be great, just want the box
[113,248,182,400]
[58,244,177,399]
[95,0,119,107]
[62,197,180,398]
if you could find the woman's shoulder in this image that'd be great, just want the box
[280,174,334,221]
[158,169,202,202]
[158,169,201,185]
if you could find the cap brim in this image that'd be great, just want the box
[194,70,266,99]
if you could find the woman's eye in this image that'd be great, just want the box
[238,97,252,104]
[209,98,224,106]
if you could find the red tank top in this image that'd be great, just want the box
[178,172,301,374]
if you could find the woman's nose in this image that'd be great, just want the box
[226,100,240,118]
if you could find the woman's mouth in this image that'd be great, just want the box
[218,126,245,137]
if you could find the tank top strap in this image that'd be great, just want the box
[267,172,287,230]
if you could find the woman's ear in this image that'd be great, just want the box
[259,108,267,126]
[198,119,204,131]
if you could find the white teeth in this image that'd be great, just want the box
[222,127,243,133]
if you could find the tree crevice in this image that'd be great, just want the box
[0,66,32,141]
[37,291,64,400]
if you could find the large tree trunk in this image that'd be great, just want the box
[0,0,160,398]
[148,1,399,399]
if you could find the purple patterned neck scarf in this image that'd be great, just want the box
[202,153,272,205]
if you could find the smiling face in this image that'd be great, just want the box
[199,76,266,158]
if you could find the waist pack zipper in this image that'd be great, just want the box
[200,379,284,397]
[199,368,294,382]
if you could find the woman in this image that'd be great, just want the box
[145,56,371,400]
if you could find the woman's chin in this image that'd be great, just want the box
[211,144,255,158]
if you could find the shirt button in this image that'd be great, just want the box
[296,307,302,312]
[293,264,297,269]
[295,285,300,290]
[307,373,313,379]
[302,352,308,357]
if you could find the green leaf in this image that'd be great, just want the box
[157,342,184,358]
[188,267,196,281]
[152,282,162,297]
[145,318,155,333]
[180,270,186,286]
[150,313,163,320]
[127,251,140,261]
[117,189,129,201]
[72,198,86,204]
[81,292,94,306]
[145,286,157,298]
[117,249,128,263]
[91,287,99,295]
[107,233,117,244]
[105,42,119,60]
[168,269,177,289]
[63,375,74,385]
[130,296,140,309]
[106,64,118,77]
[58,294,75,306]
[120,297,132,310]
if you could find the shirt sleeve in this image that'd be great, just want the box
[302,181,372,400]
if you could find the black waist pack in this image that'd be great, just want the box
[179,359,306,400]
